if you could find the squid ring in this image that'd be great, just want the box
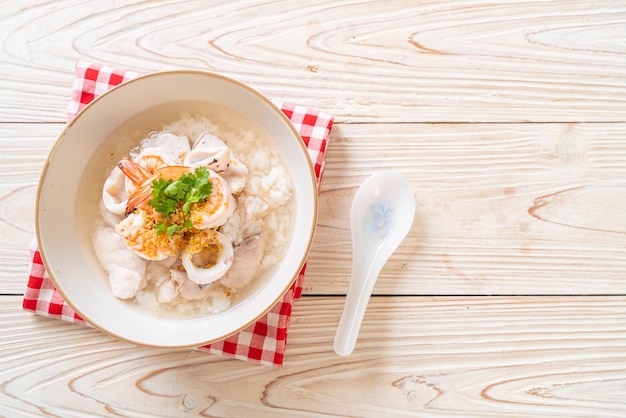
[182,230,234,285]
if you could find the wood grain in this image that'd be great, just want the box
[3,122,626,295]
[1,2,625,416]
[2,295,626,417]
[1,0,625,123]
[307,122,626,295]
[0,123,60,294]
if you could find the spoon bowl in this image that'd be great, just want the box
[333,171,415,356]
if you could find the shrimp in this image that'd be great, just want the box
[182,229,234,285]
[125,148,180,198]
[183,132,231,172]
[190,171,236,229]
[119,158,236,229]
[117,158,189,215]
[115,209,185,261]
[101,147,176,216]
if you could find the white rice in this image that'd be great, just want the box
[163,115,294,268]
[94,112,294,317]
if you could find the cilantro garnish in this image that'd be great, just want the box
[149,167,213,235]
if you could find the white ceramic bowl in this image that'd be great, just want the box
[36,70,317,348]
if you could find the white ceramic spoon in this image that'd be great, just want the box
[333,171,415,357]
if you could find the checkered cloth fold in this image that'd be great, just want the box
[23,61,333,367]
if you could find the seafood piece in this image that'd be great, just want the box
[121,157,236,229]
[183,132,231,172]
[182,229,234,285]
[190,171,236,229]
[220,235,265,289]
[179,277,214,301]
[125,148,180,198]
[145,258,176,289]
[220,153,248,194]
[116,209,185,261]
[158,269,215,303]
[93,226,146,299]
[157,269,184,303]
[108,266,147,300]
[118,158,190,214]
[139,131,191,162]
[102,166,129,215]
[99,199,123,228]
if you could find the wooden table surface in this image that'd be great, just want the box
[2,1,626,416]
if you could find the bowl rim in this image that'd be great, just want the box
[35,69,318,348]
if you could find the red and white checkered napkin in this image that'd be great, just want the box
[23,61,333,367]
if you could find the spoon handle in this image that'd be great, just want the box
[333,262,382,356]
